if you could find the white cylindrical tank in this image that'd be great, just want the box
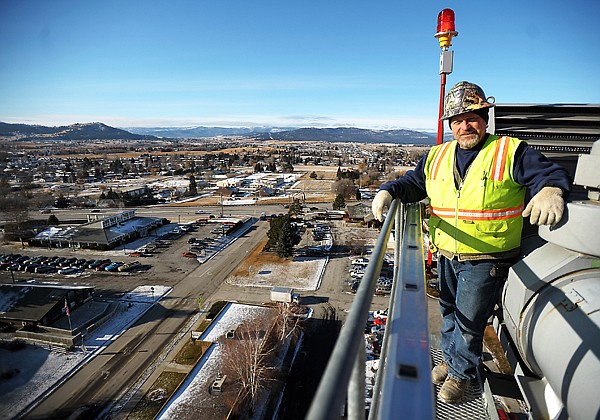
[502,138,600,419]
[509,266,600,420]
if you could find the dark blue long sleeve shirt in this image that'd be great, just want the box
[380,136,572,203]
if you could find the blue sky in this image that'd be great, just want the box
[0,0,598,131]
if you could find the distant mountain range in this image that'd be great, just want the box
[128,125,437,145]
[251,127,437,144]
[0,122,437,145]
[124,125,292,138]
[0,122,158,141]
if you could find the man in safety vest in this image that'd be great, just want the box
[371,81,571,404]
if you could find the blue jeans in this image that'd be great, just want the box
[438,256,504,381]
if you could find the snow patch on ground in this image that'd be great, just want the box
[158,303,273,420]
[226,256,327,291]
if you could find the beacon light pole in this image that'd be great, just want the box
[434,8,458,145]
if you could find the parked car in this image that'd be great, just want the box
[25,263,41,273]
[371,325,385,334]
[58,267,79,275]
[35,265,56,274]
[61,257,77,267]
[89,260,104,269]
[351,257,369,266]
[96,261,111,271]
[118,261,140,272]
[105,262,124,272]
[374,309,388,318]
[373,317,387,326]
[182,252,197,258]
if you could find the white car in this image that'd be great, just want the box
[373,309,388,319]
[371,325,385,334]
[351,257,369,266]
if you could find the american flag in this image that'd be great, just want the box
[64,299,70,317]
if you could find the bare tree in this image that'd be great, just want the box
[274,303,305,342]
[331,178,357,198]
[407,148,428,164]
[219,317,276,414]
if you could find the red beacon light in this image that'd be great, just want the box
[435,8,458,50]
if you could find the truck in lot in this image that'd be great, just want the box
[270,286,300,304]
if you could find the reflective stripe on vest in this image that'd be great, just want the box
[430,141,453,181]
[491,136,510,181]
[430,204,524,220]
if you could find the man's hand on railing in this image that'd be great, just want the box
[372,190,393,222]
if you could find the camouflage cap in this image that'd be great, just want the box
[441,81,495,120]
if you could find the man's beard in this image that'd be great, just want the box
[457,132,481,149]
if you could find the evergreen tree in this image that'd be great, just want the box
[188,175,198,196]
[288,199,303,216]
[267,215,301,258]
[333,194,346,210]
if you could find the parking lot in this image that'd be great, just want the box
[0,218,250,298]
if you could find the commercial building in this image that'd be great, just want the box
[29,210,165,250]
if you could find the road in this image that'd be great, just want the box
[24,202,333,225]
[24,222,269,419]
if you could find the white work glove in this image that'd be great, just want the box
[372,190,393,222]
[522,186,564,226]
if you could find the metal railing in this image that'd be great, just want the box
[306,201,434,420]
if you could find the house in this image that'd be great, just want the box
[346,202,375,224]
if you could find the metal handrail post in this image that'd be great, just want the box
[348,338,367,420]
[306,200,399,420]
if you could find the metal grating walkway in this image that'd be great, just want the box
[431,348,490,420]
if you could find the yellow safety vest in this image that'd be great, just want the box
[425,135,525,255]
